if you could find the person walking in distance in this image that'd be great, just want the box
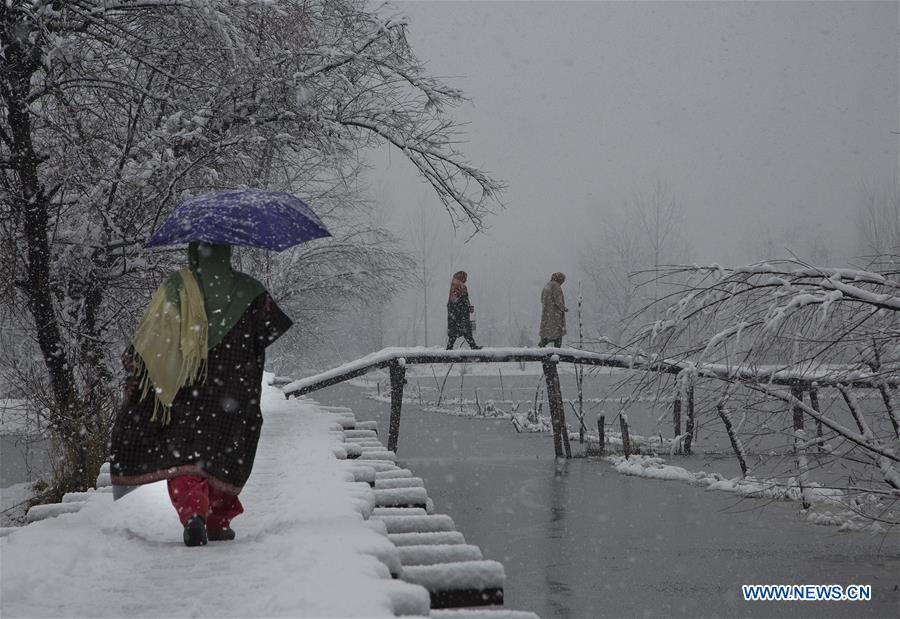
[446,271,482,349]
[539,272,567,347]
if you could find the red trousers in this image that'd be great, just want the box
[167,476,243,531]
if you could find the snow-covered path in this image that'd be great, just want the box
[1,384,426,617]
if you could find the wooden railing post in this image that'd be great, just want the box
[619,414,631,459]
[542,357,570,458]
[672,394,682,454]
[598,415,605,455]
[790,385,805,453]
[387,359,407,453]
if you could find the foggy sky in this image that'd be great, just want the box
[368,1,899,345]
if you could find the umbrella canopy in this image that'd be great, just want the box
[146,189,331,251]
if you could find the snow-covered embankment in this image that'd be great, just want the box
[0,381,429,617]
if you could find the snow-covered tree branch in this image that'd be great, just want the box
[0,0,502,495]
[615,258,900,523]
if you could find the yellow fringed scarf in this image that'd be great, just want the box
[132,269,208,424]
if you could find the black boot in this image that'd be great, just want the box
[208,527,236,542]
[183,515,208,547]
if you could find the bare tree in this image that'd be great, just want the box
[856,180,900,261]
[579,179,689,342]
[628,259,900,524]
[0,0,502,494]
[410,195,447,347]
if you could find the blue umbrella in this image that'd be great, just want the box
[146,189,331,251]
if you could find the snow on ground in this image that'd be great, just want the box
[1,382,427,618]
[0,481,36,528]
[606,454,885,532]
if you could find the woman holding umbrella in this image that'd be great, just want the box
[110,190,329,547]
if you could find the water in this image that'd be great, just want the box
[317,376,900,618]
[1,435,51,488]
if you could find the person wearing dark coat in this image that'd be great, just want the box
[110,242,292,546]
[539,272,567,348]
[446,271,482,349]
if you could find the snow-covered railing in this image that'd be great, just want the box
[283,346,896,397]
[283,346,897,459]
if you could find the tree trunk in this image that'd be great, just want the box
[790,387,811,509]
[2,41,79,424]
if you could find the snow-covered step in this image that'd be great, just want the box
[356,420,379,432]
[344,443,363,458]
[357,536,403,578]
[381,579,430,616]
[373,487,428,509]
[325,414,356,430]
[346,464,377,486]
[359,450,396,462]
[344,434,382,442]
[430,610,539,619]
[365,519,389,536]
[346,439,384,449]
[355,460,400,472]
[376,477,425,490]
[372,507,427,517]
[347,480,375,495]
[325,411,357,420]
[332,445,348,460]
[350,498,374,520]
[344,429,379,439]
[334,418,356,430]
[376,468,414,480]
[397,544,483,566]
[373,497,434,516]
[26,502,85,523]
[345,482,376,518]
[376,514,456,534]
[389,531,467,546]
[401,560,505,609]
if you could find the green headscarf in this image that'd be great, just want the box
[187,242,267,349]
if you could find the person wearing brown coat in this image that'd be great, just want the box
[539,272,567,347]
